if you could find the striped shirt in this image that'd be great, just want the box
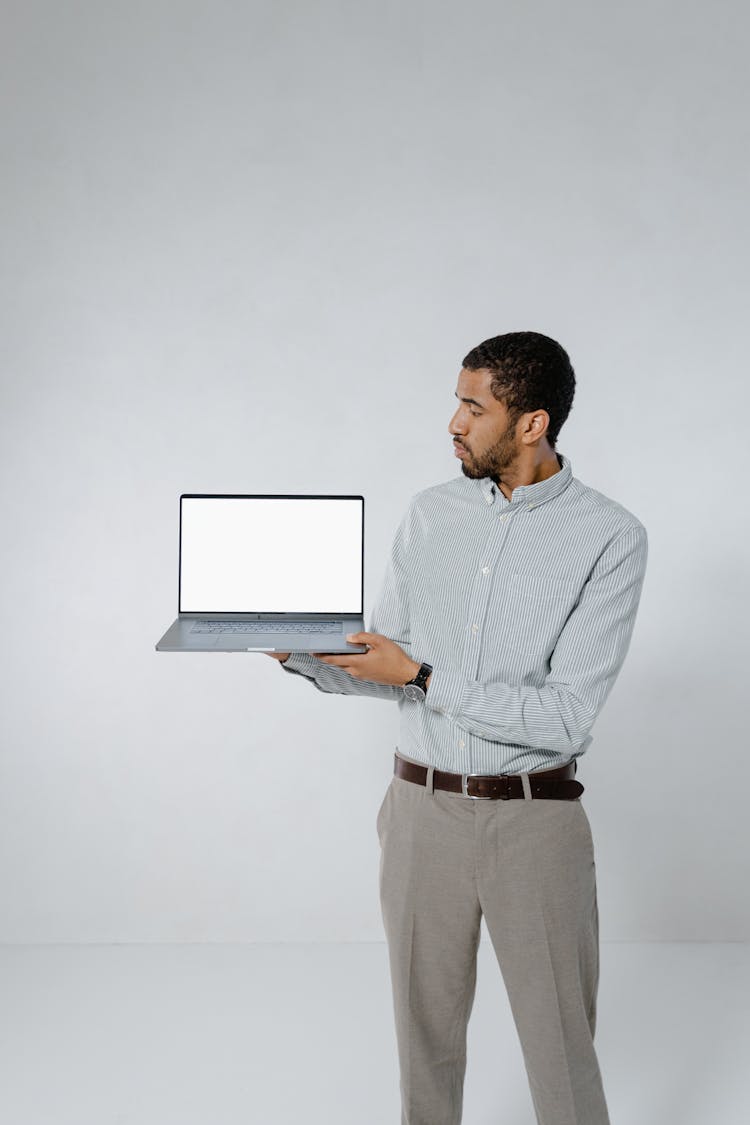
[281,451,648,774]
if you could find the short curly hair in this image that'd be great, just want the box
[461,331,576,450]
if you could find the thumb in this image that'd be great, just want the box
[347,632,373,643]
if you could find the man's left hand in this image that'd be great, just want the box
[312,632,420,686]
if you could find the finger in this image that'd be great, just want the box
[320,652,366,663]
[347,632,375,644]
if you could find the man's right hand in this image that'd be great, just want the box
[266,652,291,663]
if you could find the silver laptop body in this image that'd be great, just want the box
[155,493,368,654]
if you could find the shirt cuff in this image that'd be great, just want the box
[425,666,464,717]
[280,652,321,674]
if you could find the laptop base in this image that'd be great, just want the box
[155,616,369,653]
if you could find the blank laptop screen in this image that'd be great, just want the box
[179,495,364,615]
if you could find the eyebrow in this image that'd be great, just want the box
[454,391,487,409]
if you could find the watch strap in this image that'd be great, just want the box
[405,661,433,692]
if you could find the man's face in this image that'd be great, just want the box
[448,367,520,481]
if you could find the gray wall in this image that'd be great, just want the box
[1,0,747,942]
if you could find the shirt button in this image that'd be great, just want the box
[471,623,479,632]
[459,739,465,748]
[486,496,492,504]
[482,566,489,574]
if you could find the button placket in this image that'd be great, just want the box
[459,510,512,758]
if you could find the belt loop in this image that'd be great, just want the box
[520,772,532,800]
[426,764,435,796]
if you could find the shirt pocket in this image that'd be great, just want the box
[501,572,580,656]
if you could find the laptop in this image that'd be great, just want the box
[155,493,369,653]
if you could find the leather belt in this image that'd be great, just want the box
[393,753,584,800]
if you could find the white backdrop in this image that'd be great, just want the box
[1,0,747,944]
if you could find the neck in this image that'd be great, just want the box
[495,449,561,501]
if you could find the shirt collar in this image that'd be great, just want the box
[478,451,573,508]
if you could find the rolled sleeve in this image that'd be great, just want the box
[424,666,465,718]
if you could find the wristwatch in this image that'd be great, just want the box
[403,661,433,702]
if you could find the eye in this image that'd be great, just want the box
[470,410,482,417]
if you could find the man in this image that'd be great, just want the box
[267,331,648,1125]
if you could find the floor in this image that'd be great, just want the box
[1,936,746,1124]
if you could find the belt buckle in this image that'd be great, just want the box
[461,772,511,799]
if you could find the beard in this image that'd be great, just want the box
[458,426,517,482]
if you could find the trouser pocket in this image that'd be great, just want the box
[376,778,393,841]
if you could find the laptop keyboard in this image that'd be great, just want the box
[190,620,341,634]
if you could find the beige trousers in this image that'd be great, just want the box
[376,751,609,1125]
